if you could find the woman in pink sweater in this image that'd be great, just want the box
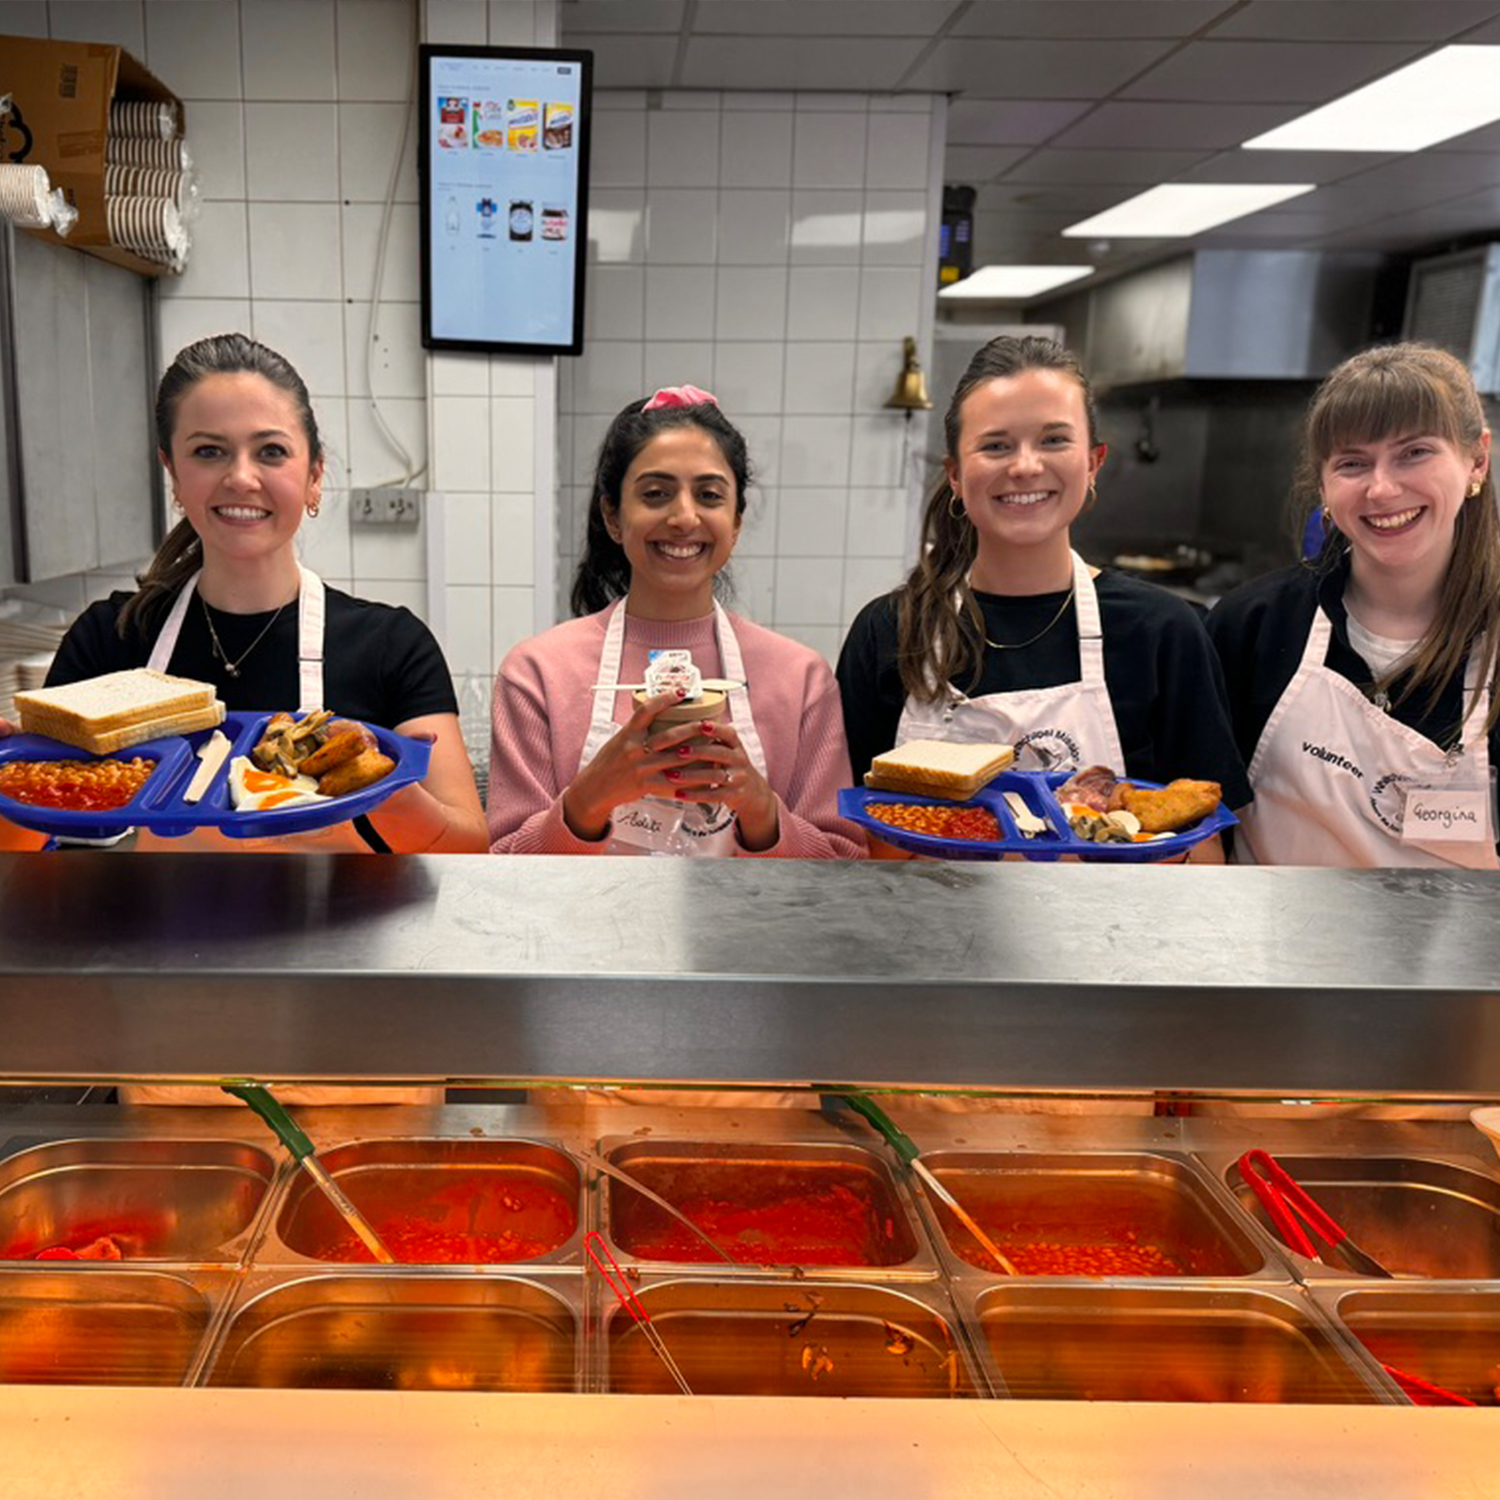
[488,387,864,858]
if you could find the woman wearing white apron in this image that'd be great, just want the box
[838,335,1251,863]
[1211,342,1500,871]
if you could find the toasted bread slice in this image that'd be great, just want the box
[865,739,1015,799]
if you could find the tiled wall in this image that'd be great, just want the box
[557,89,943,662]
[0,0,554,703]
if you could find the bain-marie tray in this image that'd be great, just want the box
[839,770,1237,863]
[0,710,430,841]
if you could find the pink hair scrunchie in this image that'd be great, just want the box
[643,384,718,412]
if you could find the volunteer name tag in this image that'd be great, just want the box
[1402,788,1490,844]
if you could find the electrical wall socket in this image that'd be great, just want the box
[351,488,422,526]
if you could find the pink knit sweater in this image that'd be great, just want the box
[488,606,865,857]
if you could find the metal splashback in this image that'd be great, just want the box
[1,854,1498,1096]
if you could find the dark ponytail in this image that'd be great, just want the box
[119,333,322,639]
[570,397,751,617]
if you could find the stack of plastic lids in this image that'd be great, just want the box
[103,96,195,272]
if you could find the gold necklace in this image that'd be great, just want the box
[977,585,1076,651]
[200,593,288,679]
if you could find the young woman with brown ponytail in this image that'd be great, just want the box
[836,334,1249,860]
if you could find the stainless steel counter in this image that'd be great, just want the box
[1,853,1498,1094]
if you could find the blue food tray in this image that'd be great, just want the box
[0,710,430,841]
[840,770,1237,863]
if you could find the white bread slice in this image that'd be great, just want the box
[15,669,222,754]
[865,738,1015,798]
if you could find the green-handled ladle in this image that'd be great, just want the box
[222,1082,396,1265]
[833,1093,1020,1276]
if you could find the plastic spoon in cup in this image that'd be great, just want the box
[222,1082,396,1265]
[833,1093,1020,1276]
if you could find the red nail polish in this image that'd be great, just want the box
[665,768,682,781]
[674,789,689,799]
[675,688,686,698]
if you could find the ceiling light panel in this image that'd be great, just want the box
[1243,46,1500,153]
[1062,183,1316,237]
[939,265,1095,299]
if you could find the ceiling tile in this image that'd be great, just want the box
[953,1,1234,38]
[903,37,1175,95]
[1001,147,1215,184]
[570,33,678,88]
[681,35,926,90]
[1209,0,1500,41]
[944,146,1030,182]
[1052,100,1301,149]
[1462,17,1500,39]
[562,1,685,33]
[1121,39,1423,103]
[1198,211,1333,245]
[1433,116,1500,152]
[946,98,1093,145]
[1176,149,1399,185]
[692,0,959,35]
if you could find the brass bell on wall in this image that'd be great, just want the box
[884,335,933,414]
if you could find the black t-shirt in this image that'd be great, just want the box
[836,569,1253,807]
[1206,555,1500,772]
[47,585,458,727]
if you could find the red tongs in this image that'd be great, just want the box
[1236,1149,1393,1278]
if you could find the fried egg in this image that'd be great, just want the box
[227,755,328,812]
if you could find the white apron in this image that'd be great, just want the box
[128,565,438,1105]
[1234,607,1497,870]
[894,552,1127,775]
[581,599,769,857]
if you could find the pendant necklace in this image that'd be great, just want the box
[200,592,289,679]
[976,584,1076,651]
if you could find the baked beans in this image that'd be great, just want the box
[867,802,1001,842]
[0,757,153,812]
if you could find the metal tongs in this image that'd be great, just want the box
[584,1230,692,1395]
[1236,1149,1392,1278]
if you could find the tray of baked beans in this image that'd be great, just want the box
[0,709,429,841]
[840,744,1235,862]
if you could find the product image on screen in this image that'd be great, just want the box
[420,45,591,355]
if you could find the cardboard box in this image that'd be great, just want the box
[0,34,185,278]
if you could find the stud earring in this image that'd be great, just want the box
[1468,480,1483,499]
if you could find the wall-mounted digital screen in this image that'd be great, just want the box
[419,44,592,355]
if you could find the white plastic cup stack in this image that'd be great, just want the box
[104,163,189,210]
[109,98,179,141]
[105,135,191,172]
[105,193,184,260]
[0,163,54,228]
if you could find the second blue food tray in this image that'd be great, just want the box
[840,770,1237,862]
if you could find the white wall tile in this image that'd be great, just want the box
[591,110,647,188]
[146,0,242,100]
[728,554,775,623]
[424,0,487,43]
[588,189,646,263]
[862,190,929,266]
[248,202,342,299]
[490,356,538,397]
[595,90,649,112]
[245,103,339,201]
[777,488,849,558]
[352,520,427,584]
[432,351,490,397]
[571,341,643,415]
[660,90,718,112]
[359,577,428,613]
[443,584,492,675]
[642,341,714,396]
[487,0,539,46]
[866,109,931,189]
[165,200,249,298]
[737,415,782,487]
[848,415,908,491]
[431,397,491,492]
[586,265,645,340]
[734,485,778,559]
[489,492,535,586]
[339,103,419,202]
[777,623,841,664]
[790,190,865,264]
[718,189,791,265]
[646,188,718,265]
[842,555,905,622]
[644,265,715,341]
[341,202,420,303]
[49,0,143,50]
[780,415,852,487]
[782,342,856,417]
[344,300,426,399]
[722,91,795,113]
[796,93,869,114]
[490,396,535,487]
[570,413,611,494]
[336,0,412,100]
[845,482,912,557]
[775,556,843,626]
[297,486,354,579]
[787,266,859,340]
[647,110,720,188]
[0,3,47,39]
[715,266,787,342]
[347,394,425,487]
[854,339,901,413]
[442,492,492,586]
[870,94,929,114]
[793,112,868,190]
[252,298,348,398]
[242,0,336,100]
[713,341,784,416]
[492,584,536,660]
[313,397,352,491]
[156,298,253,371]
[187,101,247,201]
[720,111,794,188]
[857,266,924,341]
